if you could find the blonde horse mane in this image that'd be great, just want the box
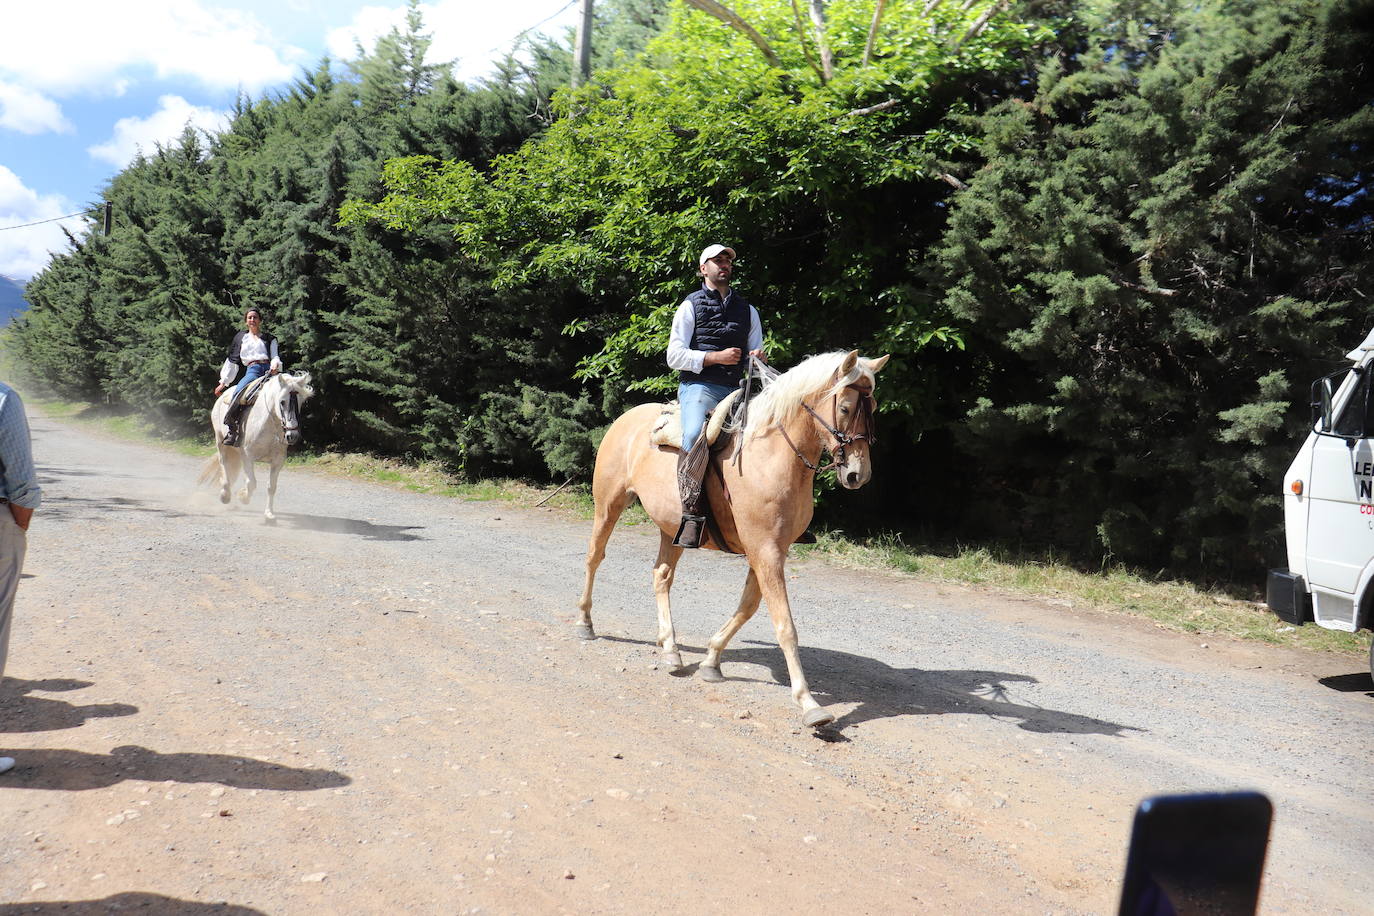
[735,351,878,439]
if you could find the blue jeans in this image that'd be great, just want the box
[678,381,735,453]
[232,362,269,404]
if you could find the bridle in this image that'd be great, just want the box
[275,383,301,440]
[281,393,300,432]
[283,392,300,428]
[779,382,877,473]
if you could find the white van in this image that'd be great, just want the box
[1268,328,1374,677]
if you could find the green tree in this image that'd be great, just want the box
[935,0,1374,574]
[346,0,1044,408]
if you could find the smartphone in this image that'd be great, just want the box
[1118,791,1273,916]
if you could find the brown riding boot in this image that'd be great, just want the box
[672,436,711,549]
[222,401,245,446]
[674,514,707,549]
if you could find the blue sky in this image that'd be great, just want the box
[0,0,583,283]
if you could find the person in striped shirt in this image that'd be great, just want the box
[0,381,41,775]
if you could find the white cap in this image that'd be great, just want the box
[699,244,737,266]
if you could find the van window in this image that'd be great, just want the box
[1334,368,1374,437]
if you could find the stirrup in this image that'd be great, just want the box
[222,425,239,447]
[673,514,707,549]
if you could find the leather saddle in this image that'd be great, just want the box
[648,388,743,451]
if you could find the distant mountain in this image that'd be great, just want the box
[0,276,29,325]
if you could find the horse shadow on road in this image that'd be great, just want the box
[0,677,138,733]
[274,512,424,541]
[37,493,194,522]
[37,465,142,479]
[0,745,351,792]
[600,636,1137,737]
[0,895,267,915]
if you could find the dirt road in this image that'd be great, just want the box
[1,409,1371,914]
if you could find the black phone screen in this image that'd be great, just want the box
[1118,791,1273,916]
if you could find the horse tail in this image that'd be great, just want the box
[196,455,221,486]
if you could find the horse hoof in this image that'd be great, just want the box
[803,707,835,728]
[662,651,683,670]
[573,623,595,640]
[264,516,277,526]
[698,664,724,683]
[219,492,230,505]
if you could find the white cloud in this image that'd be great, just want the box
[0,82,73,135]
[88,96,232,168]
[327,5,406,62]
[0,166,82,281]
[1,0,305,97]
[327,0,578,84]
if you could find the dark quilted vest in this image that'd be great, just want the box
[226,329,278,367]
[681,287,751,386]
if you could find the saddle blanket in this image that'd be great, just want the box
[226,374,270,408]
[649,388,742,450]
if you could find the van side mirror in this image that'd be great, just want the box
[1311,366,1368,439]
[1319,377,1336,432]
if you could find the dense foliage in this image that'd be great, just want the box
[11,0,1372,580]
[935,0,1374,574]
[14,2,633,475]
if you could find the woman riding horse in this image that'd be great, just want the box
[213,306,283,446]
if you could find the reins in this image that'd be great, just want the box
[729,355,778,471]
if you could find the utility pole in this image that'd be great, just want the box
[572,0,594,87]
[102,201,113,236]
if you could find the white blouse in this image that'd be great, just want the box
[219,333,282,386]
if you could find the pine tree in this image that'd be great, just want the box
[935,0,1374,574]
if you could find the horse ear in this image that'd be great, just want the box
[865,354,890,374]
[840,350,859,376]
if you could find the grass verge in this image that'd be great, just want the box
[793,533,1366,657]
[35,398,1368,663]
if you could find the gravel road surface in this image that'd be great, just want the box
[1,408,1371,914]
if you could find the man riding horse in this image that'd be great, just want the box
[665,243,766,548]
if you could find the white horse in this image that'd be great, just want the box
[200,371,315,523]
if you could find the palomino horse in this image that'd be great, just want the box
[576,350,889,727]
[201,371,314,523]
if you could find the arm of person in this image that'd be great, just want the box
[0,393,41,530]
[268,338,283,374]
[747,306,765,362]
[215,359,238,395]
[9,504,32,530]
[665,301,707,374]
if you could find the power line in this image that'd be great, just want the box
[486,0,580,57]
[0,209,98,232]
